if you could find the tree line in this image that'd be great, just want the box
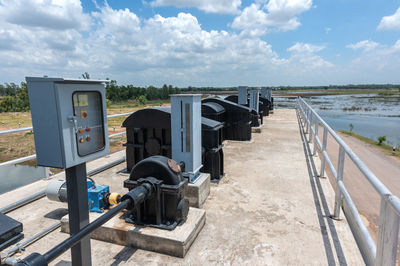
[0,80,181,112]
[1,80,399,113]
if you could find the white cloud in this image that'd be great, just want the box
[343,40,400,83]
[287,42,332,70]
[0,0,91,30]
[148,0,241,14]
[347,40,379,52]
[2,0,397,86]
[325,27,331,34]
[377,7,400,31]
[232,0,312,35]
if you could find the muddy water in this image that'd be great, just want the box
[274,94,400,147]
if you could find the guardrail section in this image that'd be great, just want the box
[297,97,400,266]
[0,113,130,167]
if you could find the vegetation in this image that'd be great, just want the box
[0,82,30,112]
[349,124,354,133]
[0,80,180,113]
[378,136,386,145]
[105,80,180,102]
[339,130,399,158]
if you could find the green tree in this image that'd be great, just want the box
[137,95,147,105]
[349,123,354,133]
[378,136,386,145]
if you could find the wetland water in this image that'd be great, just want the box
[275,94,400,147]
[0,164,47,194]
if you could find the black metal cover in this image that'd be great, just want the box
[0,213,23,251]
[201,102,225,123]
[202,98,252,141]
[122,107,225,180]
[224,95,263,124]
[123,156,188,230]
[259,96,271,116]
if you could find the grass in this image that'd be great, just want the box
[0,100,171,163]
[339,130,400,158]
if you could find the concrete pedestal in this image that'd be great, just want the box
[186,173,210,208]
[252,126,262,133]
[61,207,206,258]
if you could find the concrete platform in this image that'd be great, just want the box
[1,109,364,265]
[60,207,206,258]
[251,126,262,133]
[186,173,210,208]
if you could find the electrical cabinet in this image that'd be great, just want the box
[26,77,109,169]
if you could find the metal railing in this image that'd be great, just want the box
[297,97,400,266]
[0,113,130,167]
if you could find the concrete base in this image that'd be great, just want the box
[186,173,210,208]
[251,126,262,133]
[61,207,206,258]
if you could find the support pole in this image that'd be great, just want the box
[319,127,328,177]
[333,146,345,219]
[65,163,92,266]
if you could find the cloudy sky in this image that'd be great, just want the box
[0,0,399,87]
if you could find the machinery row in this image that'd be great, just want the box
[0,78,273,266]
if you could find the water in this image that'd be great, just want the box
[0,164,47,194]
[275,94,400,147]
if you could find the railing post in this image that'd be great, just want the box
[333,146,345,219]
[319,127,328,177]
[308,112,313,143]
[304,107,310,134]
[313,120,319,156]
[376,195,400,266]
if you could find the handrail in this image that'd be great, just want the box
[297,97,400,266]
[0,112,132,135]
[0,112,130,167]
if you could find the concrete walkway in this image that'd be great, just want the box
[1,109,363,265]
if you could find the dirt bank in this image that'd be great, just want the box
[321,130,400,241]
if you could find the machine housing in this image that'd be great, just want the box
[26,77,109,169]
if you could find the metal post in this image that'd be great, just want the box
[319,127,328,177]
[376,195,400,266]
[333,146,345,219]
[65,163,92,266]
[308,112,313,143]
[313,121,319,156]
[305,109,310,134]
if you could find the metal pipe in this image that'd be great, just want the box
[0,131,125,168]
[299,98,393,198]
[0,127,33,136]
[322,150,337,179]
[0,190,45,214]
[0,113,132,136]
[0,155,37,168]
[43,199,130,263]
[0,157,125,214]
[338,181,376,265]
[87,157,125,177]
[1,222,61,265]
[107,112,132,118]
[109,132,126,138]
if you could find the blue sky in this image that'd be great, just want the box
[0,0,399,87]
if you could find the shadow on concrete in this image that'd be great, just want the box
[110,246,138,266]
[296,109,348,266]
[44,208,68,220]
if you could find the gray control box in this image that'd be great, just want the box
[26,77,109,169]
